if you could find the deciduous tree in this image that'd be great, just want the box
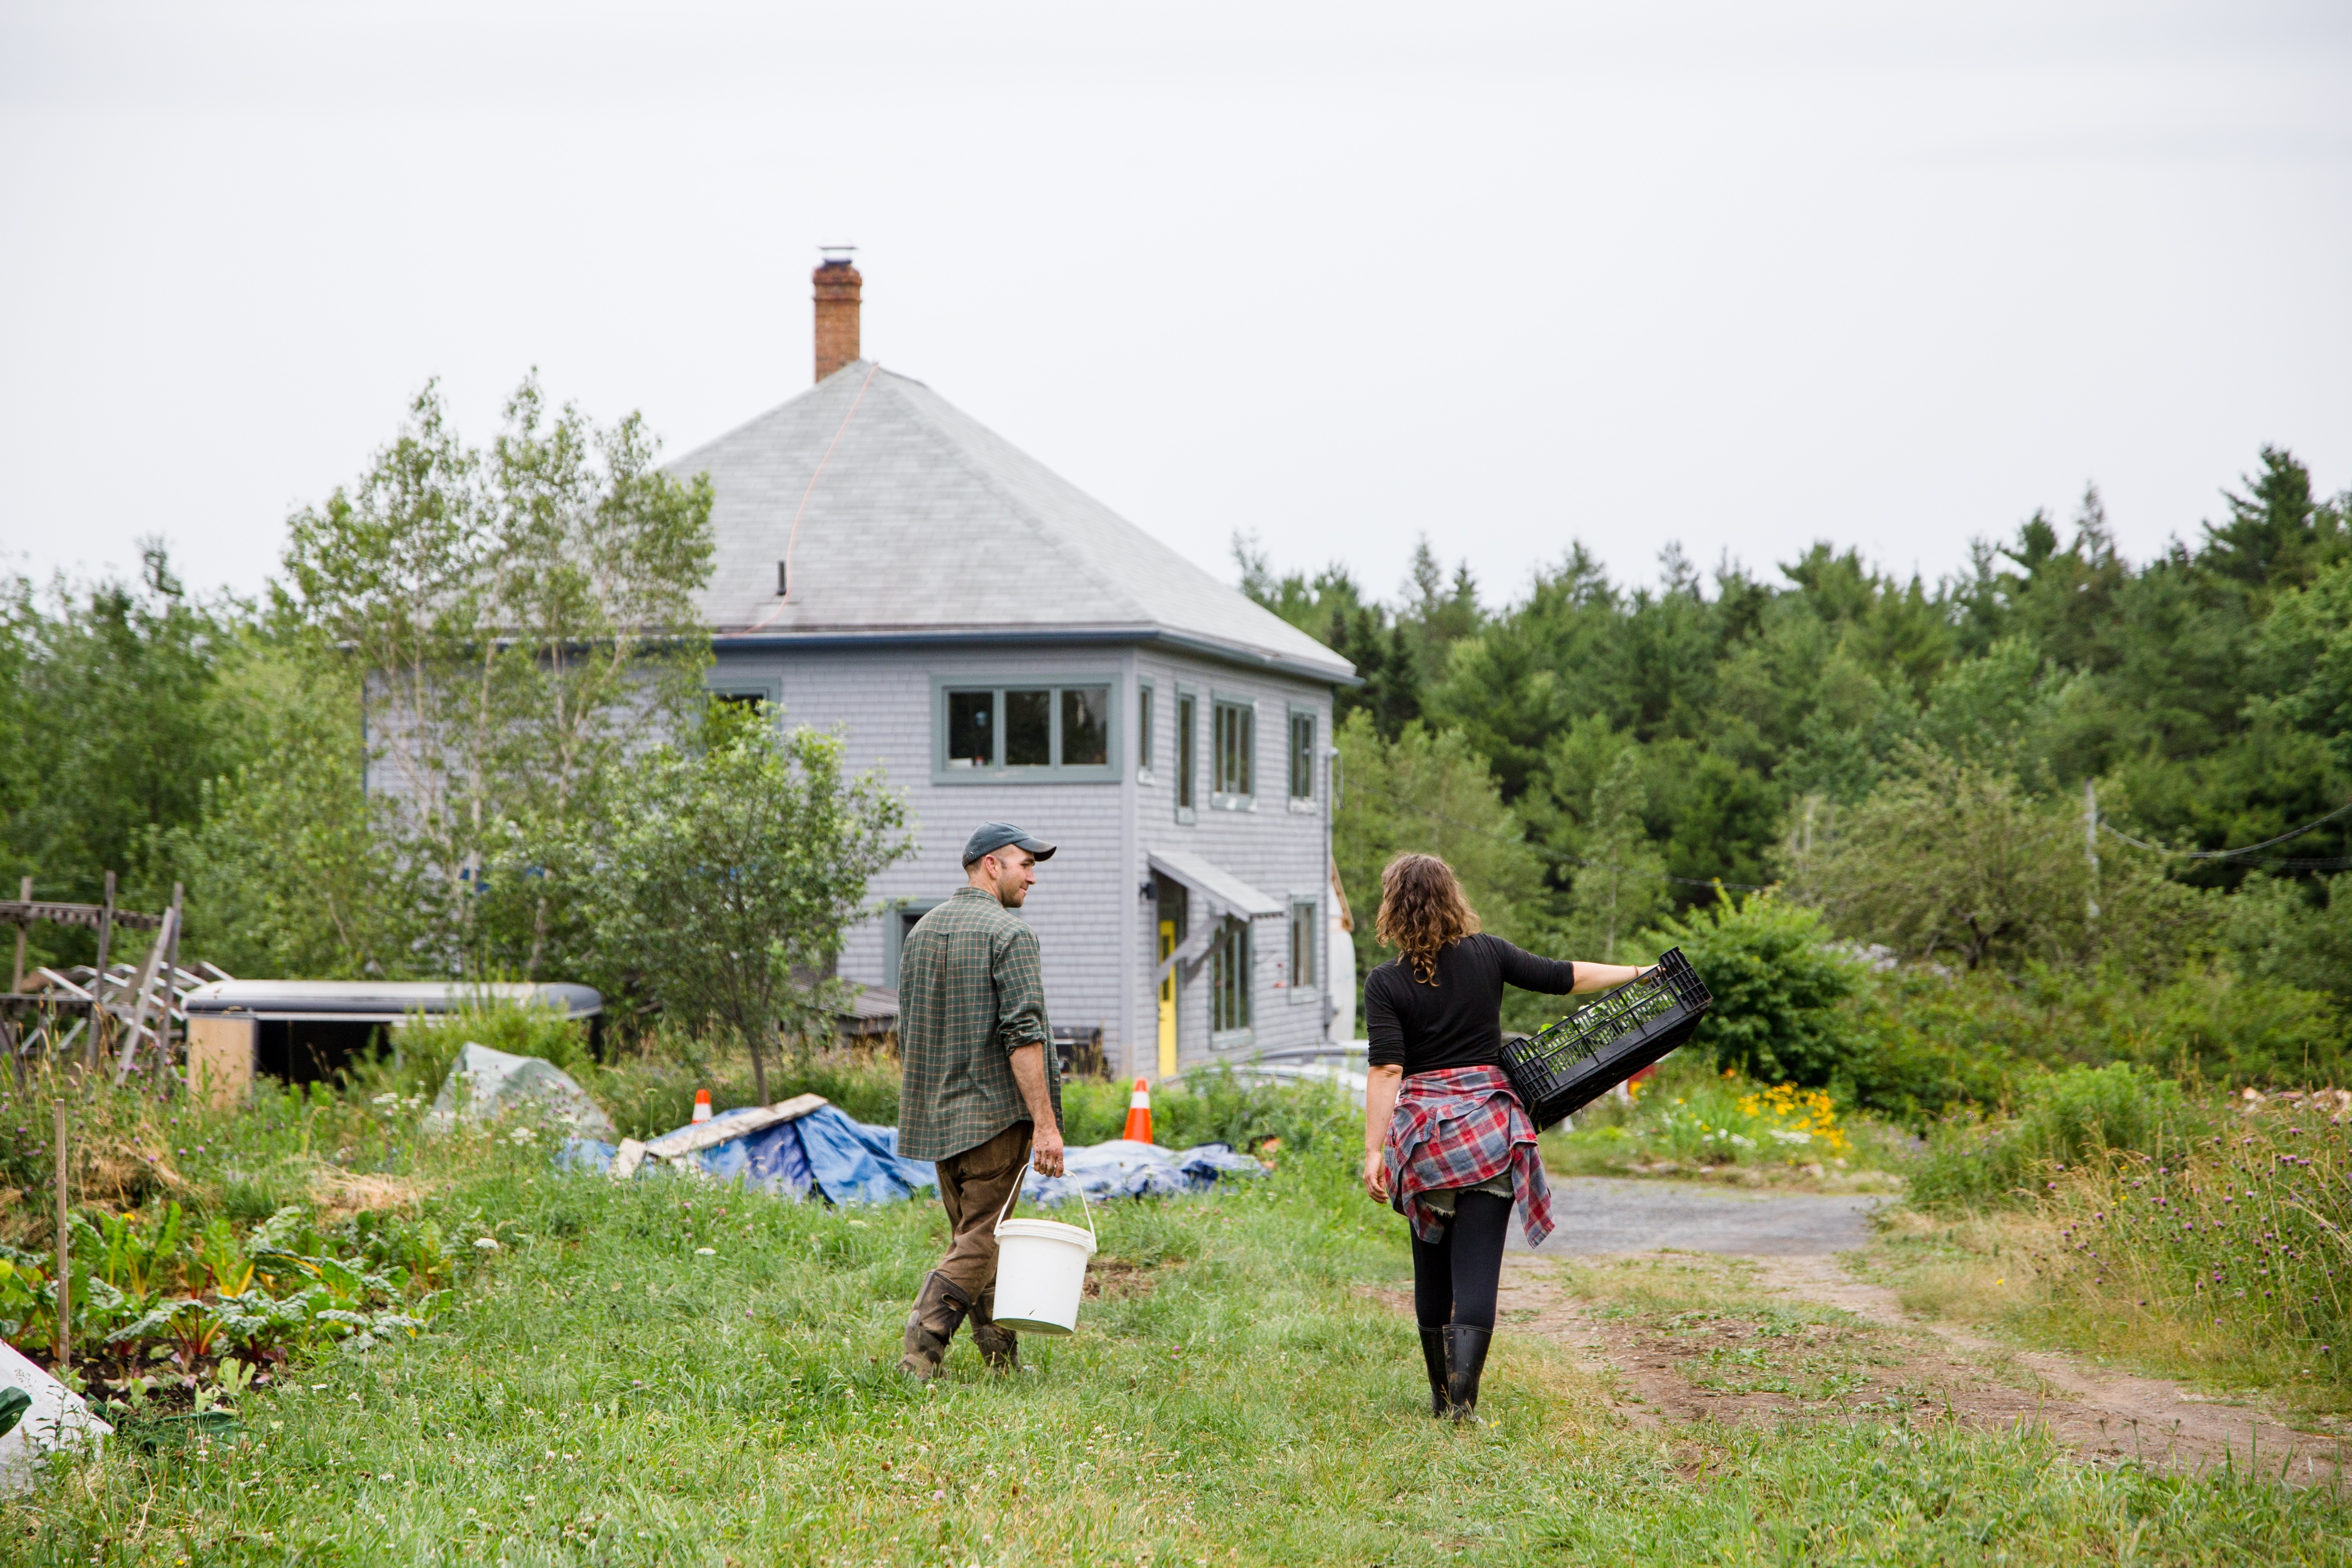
[584,702,914,1102]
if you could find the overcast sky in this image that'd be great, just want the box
[3,1,2348,614]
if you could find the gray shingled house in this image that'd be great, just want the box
[667,261,1358,1079]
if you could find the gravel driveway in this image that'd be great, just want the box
[1510,1175,1885,1256]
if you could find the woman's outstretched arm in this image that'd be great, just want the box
[1569,960,1652,993]
[1363,1063,1404,1200]
[1494,940,1655,996]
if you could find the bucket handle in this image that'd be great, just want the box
[993,1137,1097,1248]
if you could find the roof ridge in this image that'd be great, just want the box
[862,370,1153,623]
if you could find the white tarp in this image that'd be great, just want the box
[423,1043,617,1140]
[1,1339,112,1496]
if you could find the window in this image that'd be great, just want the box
[1212,698,1253,804]
[1005,689,1051,765]
[1175,689,1198,821]
[1288,898,1318,1001]
[1210,920,1252,1041]
[1137,682,1155,776]
[947,691,993,766]
[884,898,947,985]
[932,678,1119,782]
[1288,708,1316,804]
[707,675,781,717]
[1062,687,1109,766]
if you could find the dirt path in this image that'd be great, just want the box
[1478,1177,2347,1486]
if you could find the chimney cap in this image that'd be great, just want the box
[818,244,858,264]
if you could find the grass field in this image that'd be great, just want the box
[10,1077,2352,1566]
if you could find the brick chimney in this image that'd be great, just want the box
[812,250,861,383]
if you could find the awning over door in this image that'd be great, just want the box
[1148,850,1284,984]
[1147,849,1283,921]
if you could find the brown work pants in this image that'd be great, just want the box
[931,1118,1035,1305]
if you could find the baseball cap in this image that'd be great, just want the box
[962,822,1058,867]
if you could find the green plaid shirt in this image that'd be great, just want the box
[896,886,1061,1162]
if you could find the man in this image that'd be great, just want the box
[893,821,1069,1381]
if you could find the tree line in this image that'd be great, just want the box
[6,378,2349,1100]
[1256,449,2352,1084]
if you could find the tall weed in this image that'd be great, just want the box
[2025,1088,2352,1388]
[352,1000,593,1103]
[1909,1063,2204,1210]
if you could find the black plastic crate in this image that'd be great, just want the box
[1498,947,1713,1128]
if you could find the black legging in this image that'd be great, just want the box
[1409,1188,1512,1333]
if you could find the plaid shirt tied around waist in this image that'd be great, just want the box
[1383,1064,1554,1247]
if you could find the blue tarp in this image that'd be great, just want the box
[1021,1138,1262,1206]
[560,1103,935,1205]
[561,1113,1261,1208]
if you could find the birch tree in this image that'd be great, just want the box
[280,378,714,978]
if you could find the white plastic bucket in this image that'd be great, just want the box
[990,1179,1097,1336]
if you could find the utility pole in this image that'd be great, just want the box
[2084,777,2102,947]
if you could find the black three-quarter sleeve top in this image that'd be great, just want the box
[1364,934,1579,1076]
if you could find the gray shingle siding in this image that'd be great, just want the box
[711,640,1334,1076]
[1131,650,1332,1073]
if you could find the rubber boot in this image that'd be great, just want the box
[970,1284,1020,1373]
[896,1271,971,1382]
[1444,1324,1493,1423]
[1418,1327,1450,1418]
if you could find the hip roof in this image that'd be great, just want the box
[670,363,1355,684]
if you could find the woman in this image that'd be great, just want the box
[1362,853,1651,1421]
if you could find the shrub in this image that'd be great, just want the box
[1908,1063,2201,1211]
[1838,962,2348,1125]
[1642,891,1861,1087]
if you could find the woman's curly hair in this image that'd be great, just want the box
[1375,853,1480,984]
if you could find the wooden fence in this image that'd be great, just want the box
[2,875,226,1090]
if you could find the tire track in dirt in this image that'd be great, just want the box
[1486,1246,2346,1486]
[1438,1176,2346,1485]
[1747,1253,2347,1487]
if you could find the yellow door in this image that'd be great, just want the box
[1157,919,1178,1078]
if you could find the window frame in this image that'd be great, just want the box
[1210,693,1256,810]
[1209,918,1254,1049]
[883,897,947,988]
[1286,897,1319,1003]
[1174,685,1199,824]
[1137,678,1157,782]
[929,674,1122,784]
[1286,704,1318,811]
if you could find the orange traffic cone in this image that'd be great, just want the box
[1121,1078,1154,1144]
[691,1088,713,1124]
